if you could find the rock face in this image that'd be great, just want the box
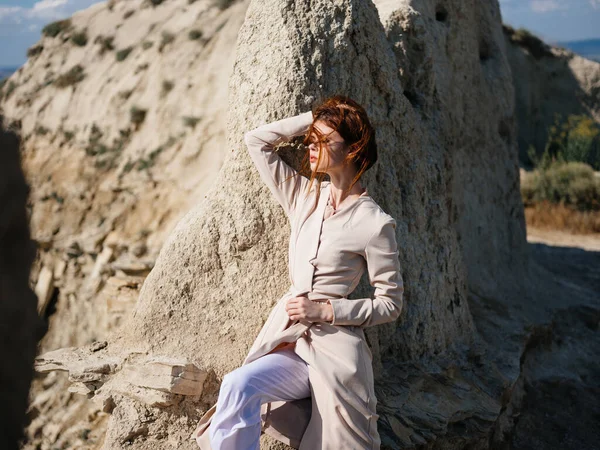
[503,25,600,164]
[0,0,243,356]
[380,0,529,316]
[126,0,481,373]
[0,1,245,447]
[0,117,43,450]
[6,0,599,449]
[54,0,532,447]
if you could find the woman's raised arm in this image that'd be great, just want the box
[244,110,313,219]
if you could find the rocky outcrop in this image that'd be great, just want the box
[30,0,532,448]
[4,0,598,449]
[0,117,43,449]
[0,1,244,447]
[0,0,243,356]
[503,25,600,164]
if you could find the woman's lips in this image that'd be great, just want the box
[310,156,317,162]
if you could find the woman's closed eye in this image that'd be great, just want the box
[308,138,334,147]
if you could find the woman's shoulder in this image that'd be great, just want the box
[358,195,396,226]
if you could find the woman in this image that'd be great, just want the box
[192,95,404,449]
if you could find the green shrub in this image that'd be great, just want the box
[2,81,16,99]
[112,128,131,153]
[84,125,131,170]
[161,80,174,96]
[85,123,104,155]
[123,160,136,173]
[130,106,147,127]
[521,161,600,211]
[183,116,201,129]
[118,89,134,100]
[54,65,85,88]
[135,63,149,74]
[159,31,175,52]
[35,125,50,136]
[27,44,44,58]
[142,41,153,50]
[213,0,236,10]
[137,146,163,171]
[42,19,72,37]
[505,26,553,59]
[95,35,115,55]
[63,130,75,142]
[116,46,134,61]
[71,30,88,46]
[40,192,65,203]
[530,113,600,170]
[188,29,203,40]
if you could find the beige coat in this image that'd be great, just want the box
[191,111,404,449]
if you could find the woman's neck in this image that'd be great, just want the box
[329,173,365,209]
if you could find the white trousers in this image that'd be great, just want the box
[208,347,311,450]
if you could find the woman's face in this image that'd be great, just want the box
[307,120,348,174]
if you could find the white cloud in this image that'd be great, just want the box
[0,0,102,26]
[29,0,69,17]
[0,6,23,20]
[530,0,564,13]
[501,0,592,13]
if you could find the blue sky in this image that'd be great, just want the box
[1,0,600,67]
[0,0,103,67]
[499,0,600,44]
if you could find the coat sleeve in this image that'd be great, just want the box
[327,217,404,328]
[244,111,313,219]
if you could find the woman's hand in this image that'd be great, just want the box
[285,296,334,323]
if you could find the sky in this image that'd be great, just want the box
[0,0,103,67]
[1,0,600,67]
[499,0,600,45]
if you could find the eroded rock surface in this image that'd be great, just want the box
[503,25,600,164]
[5,0,599,449]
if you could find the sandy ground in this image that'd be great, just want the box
[526,226,600,252]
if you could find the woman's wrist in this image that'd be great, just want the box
[320,302,334,323]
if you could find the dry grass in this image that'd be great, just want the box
[524,201,600,234]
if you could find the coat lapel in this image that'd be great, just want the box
[242,182,330,367]
[292,182,330,295]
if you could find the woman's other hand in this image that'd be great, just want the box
[285,296,334,323]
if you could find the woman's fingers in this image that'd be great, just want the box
[286,306,303,319]
[286,297,323,322]
[285,296,306,311]
[286,297,308,320]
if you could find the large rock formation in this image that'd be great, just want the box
[33,0,531,448]
[3,0,598,449]
[0,0,242,356]
[503,25,600,164]
[0,0,244,447]
[0,117,43,449]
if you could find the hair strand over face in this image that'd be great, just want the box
[284,95,378,217]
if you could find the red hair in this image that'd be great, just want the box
[297,95,378,217]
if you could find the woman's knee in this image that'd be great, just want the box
[220,368,257,397]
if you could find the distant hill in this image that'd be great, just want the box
[557,38,600,62]
[0,67,19,80]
